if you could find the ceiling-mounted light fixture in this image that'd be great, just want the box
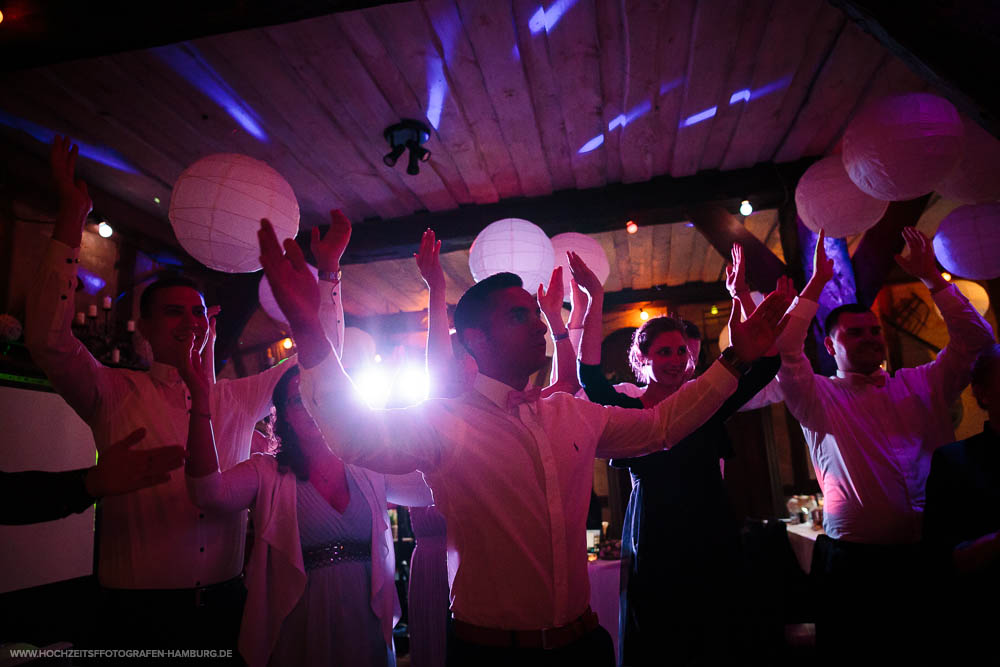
[383,119,432,175]
[739,199,753,216]
[626,220,639,234]
[639,308,649,321]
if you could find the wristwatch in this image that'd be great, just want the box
[719,346,752,375]
[318,268,342,284]
[552,330,570,342]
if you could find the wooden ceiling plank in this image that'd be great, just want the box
[592,231,623,294]
[698,0,773,171]
[754,2,845,164]
[617,0,671,185]
[719,0,824,171]
[700,236,727,284]
[209,28,447,221]
[538,0,606,190]
[669,0,745,178]
[650,221,673,288]
[350,3,488,207]
[773,21,885,163]
[667,221,697,286]
[510,0,578,192]
[263,20,423,219]
[648,0,698,179]
[593,0,626,186]
[611,229,634,290]
[418,0,518,201]
[437,249,476,304]
[454,0,555,197]
[626,222,654,291]
[192,34,379,222]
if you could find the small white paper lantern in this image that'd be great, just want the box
[843,93,963,201]
[341,327,376,371]
[468,218,555,292]
[936,115,1000,204]
[934,280,989,320]
[550,232,611,297]
[169,154,299,273]
[932,203,1000,280]
[795,156,889,237]
[0,313,22,342]
[259,264,319,325]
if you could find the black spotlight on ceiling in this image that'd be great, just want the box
[383,119,432,175]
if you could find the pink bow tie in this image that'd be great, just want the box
[506,386,542,410]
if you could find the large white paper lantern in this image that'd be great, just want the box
[795,156,889,237]
[843,94,963,201]
[259,264,319,325]
[468,218,555,292]
[932,203,1000,280]
[936,115,1000,204]
[550,232,611,297]
[934,280,990,319]
[169,154,299,273]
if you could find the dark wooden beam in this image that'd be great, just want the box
[852,195,931,308]
[0,1,409,72]
[687,204,788,293]
[325,158,817,265]
[829,1,1000,137]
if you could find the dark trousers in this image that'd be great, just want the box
[447,624,615,667]
[811,536,929,666]
[89,577,246,665]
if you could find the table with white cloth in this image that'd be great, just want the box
[587,558,621,666]
[785,522,825,574]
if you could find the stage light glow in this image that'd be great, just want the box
[355,366,391,409]
[398,365,430,405]
[281,337,294,350]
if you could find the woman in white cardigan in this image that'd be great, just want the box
[182,345,431,667]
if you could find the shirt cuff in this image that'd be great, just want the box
[931,283,965,313]
[701,359,739,397]
[789,296,819,322]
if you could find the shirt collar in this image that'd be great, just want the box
[834,368,889,388]
[149,361,183,386]
[472,373,530,409]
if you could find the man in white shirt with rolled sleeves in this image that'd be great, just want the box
[24,137,349,657]
[775,228,996,663]
[257,218,791,666]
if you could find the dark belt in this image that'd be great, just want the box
[102,575,244,609]
[453,607,601,650]
[302,540,371,570]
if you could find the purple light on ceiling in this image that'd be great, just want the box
[578,134,605,154]
[750,75,792,100]
[729,89,751,104]
[680,106,717,128]
[426,59,447,130]
[0,110,139,174]
[609,99,652,131]
[529,0,579,34]
[659,78,684,96]
[153,44,268,142]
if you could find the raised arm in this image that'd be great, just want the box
[568,251,605,367]
[258,219,451,475]
[895,227,995,403]
[24,137,107,422]
[537,266,580,396]
[725,243,755,320]
[416,229,456,398]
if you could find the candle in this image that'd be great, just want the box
[111,349,120,364]
[87,305,98,318]
[127,320,136,332]
[102,296,112,310]
[75,312,86,326]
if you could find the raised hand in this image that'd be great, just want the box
[201,305,220,383]
[801,229,835,302]
[567,251,603,299]
[727,289,794,364]
[415,228,446,293]
[725,243,749,297]
[84,428,185,498]
[259,219,321,332]
[311,209,352,272]
[178,339,212,402]
[895,227,948,291]
[50,135,93,247]
[537,266,566,330]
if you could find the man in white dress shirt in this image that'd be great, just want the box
[256,218,791,666]
[775,228,995,662]
[24,137,348,657]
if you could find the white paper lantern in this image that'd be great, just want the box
[259,264,319,325]
[468,218,555,292]
[843,93,963,201]
[936,115,1000,204]
[932,203,1000,280]
[341,327,377,371]
[0,313,22,342]
[795,156,889,237]
[550,232,611,297]
[169,154,299,273]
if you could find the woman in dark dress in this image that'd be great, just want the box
[568,250,785,666]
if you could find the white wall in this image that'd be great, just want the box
[0,385,96,593]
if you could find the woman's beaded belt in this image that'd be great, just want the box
[302,540,371,570]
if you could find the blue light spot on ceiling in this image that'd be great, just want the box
[77,268,106,295]
[750,75,792,100]
[680,106,717,128]
[153,44,268,142]
[529,0,579,35]
[0,110,139,174]
[578,134,605,154]
[659,78,684,96]
[608,114,627,131]
[512,44,521,61]
[728,89,750,104]
[426,59,447,131]
[609,99,652,131]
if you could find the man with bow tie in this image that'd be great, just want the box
[257,219,792,666]
[775,227,995,662]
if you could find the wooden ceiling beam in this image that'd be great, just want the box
[328,158,817,265]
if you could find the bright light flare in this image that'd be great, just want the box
[97,222,113,238]
[740,200,753,216]
[639,309,649,321]
[397,365,430,405]
[281,337,294,350]
[354,366,392,409]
